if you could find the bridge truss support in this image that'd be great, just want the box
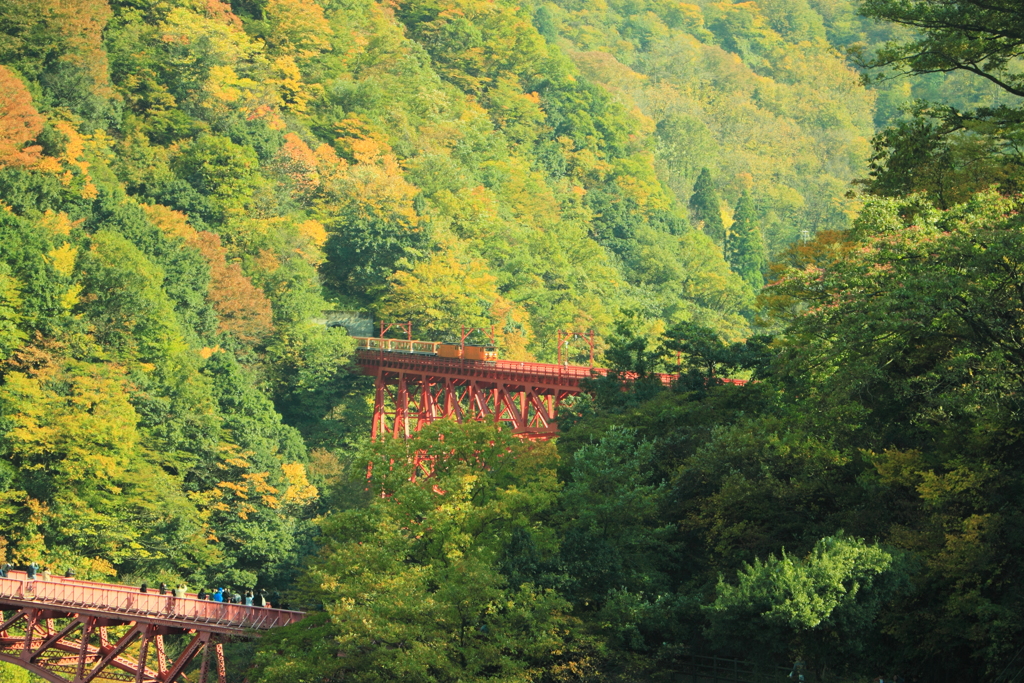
[357,348,742,441]
[369,364,578,440]
[0,607,227,683]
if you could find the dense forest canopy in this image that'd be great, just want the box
[1,0,1024,680]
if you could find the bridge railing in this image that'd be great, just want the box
[0,575,303,630]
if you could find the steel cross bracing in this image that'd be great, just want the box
[358,349,682,439]
[0,571,304,683]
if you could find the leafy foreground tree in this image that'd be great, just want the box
[859,0,1024,98]
[751,190,1024,677]
[249,423,595,683]
[858,0,1024,203]
[706,535,906,680]
[550,190,1024,679]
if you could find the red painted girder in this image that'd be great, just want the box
[365,366,588,395]
[355,349,696,388]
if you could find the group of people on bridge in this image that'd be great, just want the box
[140,583,272,607]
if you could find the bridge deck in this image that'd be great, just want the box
[0,572,303,635]
[356,349,680,388]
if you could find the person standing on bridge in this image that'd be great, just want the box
[26,562,38,579]
[140,582,148,593]
[0,562,10,578]
[40,567,50,581]
[64,568,75,578]
[213,587,224,602]
[171,583,185,612]
[159,582,168,594]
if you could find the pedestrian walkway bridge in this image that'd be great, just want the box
[0,570,304,682]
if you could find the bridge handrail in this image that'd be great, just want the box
[0,576,303,630]
[2,570,161,594]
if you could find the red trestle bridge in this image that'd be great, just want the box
[0,571,304,683]
[355,337,694,440]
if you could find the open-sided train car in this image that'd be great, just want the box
[437,344,497,361]
[355,337,497,361]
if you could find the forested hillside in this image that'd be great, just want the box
[2,0,1024,679]
[0,0,876,591]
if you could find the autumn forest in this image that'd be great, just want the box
[1,0,1023,679]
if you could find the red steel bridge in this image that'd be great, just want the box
[0,571,304,683]
[355,336,728,439]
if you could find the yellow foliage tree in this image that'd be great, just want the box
[0,350,179,567]
[262,0,333,60]
[376,249,532,357]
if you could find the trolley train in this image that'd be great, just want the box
[355,337,498,362]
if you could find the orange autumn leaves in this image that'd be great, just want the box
[0,67,101,198]
[0,66,43,171]
[145,205,274,345]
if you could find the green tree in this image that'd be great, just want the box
[250,423,577,683]
[171,135,260,212]
[675,412,863,573]
[726,192,768,289]
[77,230,185,362]
[265,323,358,443]
[863,114,1023,208]
[319,153,428,302]
[765,192,1024,677]
[654,114,717,202]
[191,350,310,586]
[705,535,900,677]
[856,0,1024,203]
[603,313,669,377]
[772,192,1024,412]
[558,427,673,604]
[689,168,726,246]
[89,195,218,343]
[375,250,512,342]
[661,321,771,387]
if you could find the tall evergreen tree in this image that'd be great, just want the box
[727,192,768,289]
[689,168,726,246]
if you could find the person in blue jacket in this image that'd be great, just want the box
[213,587,224,602]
